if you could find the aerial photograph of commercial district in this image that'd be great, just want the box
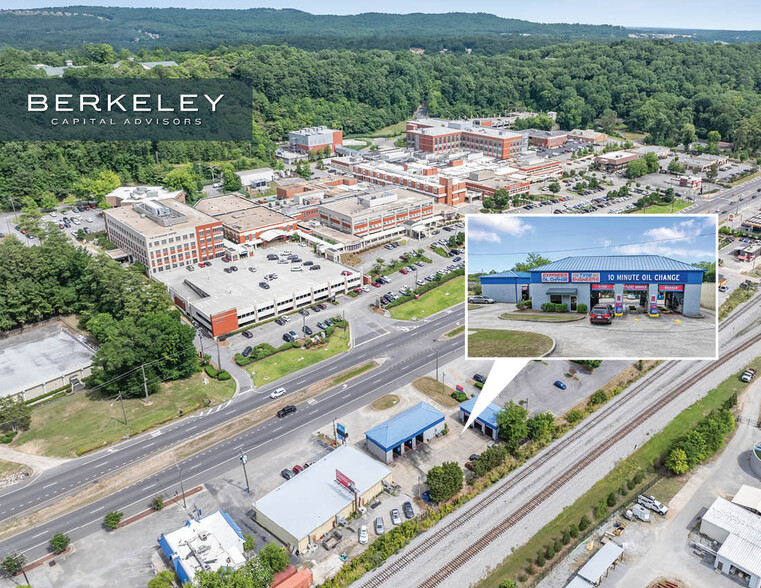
[1,1,761,588]
[466,215,719,359]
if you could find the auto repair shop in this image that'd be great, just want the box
[479,271,531,303]
[529,255,705,317]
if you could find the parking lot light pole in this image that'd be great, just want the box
[239,450,250,493]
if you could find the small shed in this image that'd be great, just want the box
[577,541,624,585]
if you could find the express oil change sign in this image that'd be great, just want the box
[0,78,252,141]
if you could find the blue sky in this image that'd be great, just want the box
[9,1,761,30]
[467,215,717,274]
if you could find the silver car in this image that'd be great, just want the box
[390,509,402,525]
[374,516,385,535]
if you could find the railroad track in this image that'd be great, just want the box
[359,332,761,588]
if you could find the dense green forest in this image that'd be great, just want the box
[4,39,761,210]
[0,8,627,52]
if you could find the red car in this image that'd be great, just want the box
[198,262,206,268]
[400,268,409,274]
[353,288,363,294]
[341,270,352,276]
[372,282,381,287]
[292,465,303,474]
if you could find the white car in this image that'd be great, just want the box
[282,250,292,255]
[86,217,94,223]
[362,285,370,292]
[49,211,57,218]
[270,387,286,399]
[390,508,402,525]
[358,525,368,544]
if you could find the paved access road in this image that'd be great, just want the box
[0,305,464,560]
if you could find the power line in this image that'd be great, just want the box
[467,231,717,256]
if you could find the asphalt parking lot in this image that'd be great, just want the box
[467,303,717,359]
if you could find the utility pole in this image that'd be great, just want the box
[333,417,338,445]
[239,449,250,493]
[112,393,129,427]
[172,451,187,508]
[215,337,222,371]
[197,329,204,358]
[141,365,149,401]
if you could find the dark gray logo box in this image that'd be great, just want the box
[0,79,253,141]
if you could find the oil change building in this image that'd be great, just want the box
[528,255,705,317]
[479,271,531,303]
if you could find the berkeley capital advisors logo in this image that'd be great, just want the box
[2,79,252,141]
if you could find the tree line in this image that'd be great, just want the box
[5,39,761,210]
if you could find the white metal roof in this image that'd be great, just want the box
[253,445,391,541]
[577,541,624,583]
[565,576,593,588]
[732,485,761,513]
[704,497,761,577]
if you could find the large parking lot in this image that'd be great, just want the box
[467,302,717,359]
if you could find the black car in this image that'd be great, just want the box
[275,317,286,326]
[299,309,309,316]
[469,453,480,461]
[291,258,302,263]
[302,325,313,336]
[242,331,253,339]
[231,266,239,272]
[242,346,253,357]
[589,304,614,325]
[473,373,486,384]
[324,318,333,326]
[281,468,294,480]
[277,405,297,418]
[259,282,270,289]
[402,501,414,519]
[283,332,295,343]
[311,305,321,312]
[303,261,314,266]
[309,265,321,270]
[267,254,279,260]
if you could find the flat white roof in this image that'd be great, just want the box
[253,445,390,541]
[732,485,761,513]
[704,497,761,577]
[161,511,245,581]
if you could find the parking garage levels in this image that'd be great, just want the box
[158,242,362,336]
[528,255,705,317]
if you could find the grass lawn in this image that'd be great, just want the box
[726,170,761,187]
[246,327,351,386]
[367,121,407,136]
[389,276,465,320]
[630,199,692,214]
[468,329,554,357]
[371,394,400,410]
[445,325,465,338]
[719,287,756,320]
[412,376,461,408]
[478,360,758,588]
[332,362,376,386]
[500,313,586,322]
[468,304,484,310]
[13,372,235,458]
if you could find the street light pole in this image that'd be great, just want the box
[141,365,149,401]
[239,449,250,493]
[215,337,222,371]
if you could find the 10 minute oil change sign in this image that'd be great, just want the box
[0,78,253,141]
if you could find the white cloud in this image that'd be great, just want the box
[468,217,533,243]
[612,218,715,260]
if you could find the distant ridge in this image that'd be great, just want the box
[0,7,628,50]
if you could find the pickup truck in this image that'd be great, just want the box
[742,368,757,383]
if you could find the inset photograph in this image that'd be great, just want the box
[466,215,718,359]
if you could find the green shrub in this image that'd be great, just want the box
[579,515,590,531]
[152,495,164,511]
[103,511,124,530]
[566,409,584,424]
[217,371,231,381]
[49,532,70,554]
[576,303,588,313]
[204,365,219,378]
[553,537,563,553]
[544,544,554,559]
[588,390,608,407]
[535,552,546,567]
[634,470,645,484]
[606,491,616,507]
[569,524,579,538]
[562,530,570,545]
[474,381,484,389]
[243,535,256,551]
[234,353,254,366]
[594,501,607,518]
